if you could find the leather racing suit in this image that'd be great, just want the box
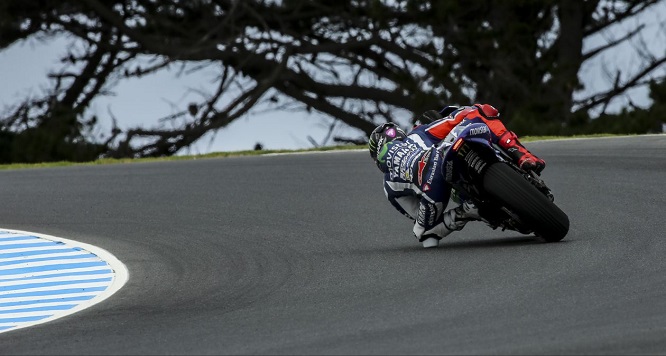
[375,104,544,244]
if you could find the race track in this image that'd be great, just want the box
[0,135,665,354]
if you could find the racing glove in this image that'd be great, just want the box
[498,131,546,174]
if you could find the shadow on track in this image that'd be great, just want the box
[350,235,570,256]
[441,235,543,250]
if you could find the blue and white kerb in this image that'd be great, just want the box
[0,229,128,334]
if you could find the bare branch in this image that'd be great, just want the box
[574,57,666,113]
[582,24,645,61]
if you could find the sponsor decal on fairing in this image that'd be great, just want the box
[464,150,487,174]
[469,125,488,136]
[445,160,453,182]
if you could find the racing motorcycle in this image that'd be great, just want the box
[437,121,570,242]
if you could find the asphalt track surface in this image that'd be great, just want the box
[0,135,665,355]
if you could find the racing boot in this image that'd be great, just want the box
[419,202,482,248]
[443,201,481,231]
[498,131,546,173]
[457,201,482,221]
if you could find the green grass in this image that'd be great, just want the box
[519,133,630,142]
[0,133,645,170]
[0,144,366,170]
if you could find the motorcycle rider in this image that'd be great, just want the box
[368,104,546,248]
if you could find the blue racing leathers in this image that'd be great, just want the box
[376,104,513,243]
[376,125,457,242]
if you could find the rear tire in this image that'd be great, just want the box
[482,163,569,242]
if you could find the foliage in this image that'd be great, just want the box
[579,79,666,134]
[0,0,664,162]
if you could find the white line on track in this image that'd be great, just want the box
[0,281,112,296]
[0,274,109,287]
[0,292,100,304]
[0,267,114,281]
[0,245,75,254]
[0,257,104,271]
[0,301,81,311]
[0,250,92,263]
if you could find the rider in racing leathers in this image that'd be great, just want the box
[368,103,546,248]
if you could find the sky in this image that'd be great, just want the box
[0,2,664,155]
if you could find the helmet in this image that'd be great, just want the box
[368,122,407,170]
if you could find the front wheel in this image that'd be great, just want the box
[482,163,569,242]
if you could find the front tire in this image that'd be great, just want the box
[482,163,569,242]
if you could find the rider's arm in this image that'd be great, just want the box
[411,195,451,242]
[385,178,454,241]
[384,179,418,221]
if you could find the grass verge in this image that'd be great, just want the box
[0,133,641,171]
[0,144,366,170]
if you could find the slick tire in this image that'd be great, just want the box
[482,163,569,242]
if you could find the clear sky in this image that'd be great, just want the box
[1,2,664,154]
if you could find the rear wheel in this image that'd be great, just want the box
[482,163,569,242]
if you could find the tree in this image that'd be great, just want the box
[0,0,664,162]
[579,78,666,134]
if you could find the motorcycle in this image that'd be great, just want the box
[436,121,570,242]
